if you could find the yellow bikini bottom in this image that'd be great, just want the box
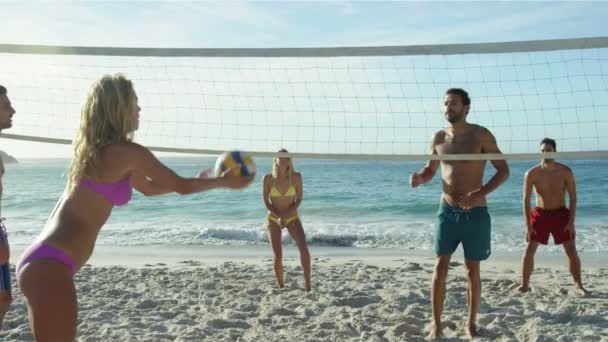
[267,213,299,226]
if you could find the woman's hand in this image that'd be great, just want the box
[219,165,253,189]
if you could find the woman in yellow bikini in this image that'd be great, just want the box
[262,148,311,291]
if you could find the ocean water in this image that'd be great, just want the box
[2,157,607,253]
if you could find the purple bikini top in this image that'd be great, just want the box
[80,176,132,206]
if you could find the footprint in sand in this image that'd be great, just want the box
[449,261,462,268]
[159,311,179,319]
[269,307,298,316]
[178,260,202,266]
[403,263,423,271]
[149,324,168,333]
[207,319,251,329]
[135,299,160,309]
[333,295,382,308]
[246,288,265,296]
[103,288,125,297]
[237,303,258,313]
[388,322,420,339]
[200,281,217,290]
[443,321,458,331]
[319,321,337,330]
[174,318,197,325]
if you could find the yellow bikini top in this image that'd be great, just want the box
[270,177,296,198]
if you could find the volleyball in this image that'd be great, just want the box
[214,151,256,180]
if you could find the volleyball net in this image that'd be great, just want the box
[1,37,608,160]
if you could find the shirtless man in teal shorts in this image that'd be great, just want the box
[410,88,510,338]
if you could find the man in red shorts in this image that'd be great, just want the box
[518,137,588,295]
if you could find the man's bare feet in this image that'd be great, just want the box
[465,321,478,339]
[428,323,444,339]
[574,284,589,296]
[517,285,530,293]
[305,280,312,292]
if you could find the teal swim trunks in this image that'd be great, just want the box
[434,203,491,261]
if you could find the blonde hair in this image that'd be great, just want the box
[272,148,295,179]
[67,74,137,194]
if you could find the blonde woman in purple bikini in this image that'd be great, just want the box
[16,73,251,341]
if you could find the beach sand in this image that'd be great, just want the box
[1,245,607,341]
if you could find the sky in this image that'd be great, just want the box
[1,1,608,159]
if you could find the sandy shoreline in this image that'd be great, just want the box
[1,245,607,341]
[8,244,607,268]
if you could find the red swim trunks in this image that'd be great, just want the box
[530,207,572,245]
